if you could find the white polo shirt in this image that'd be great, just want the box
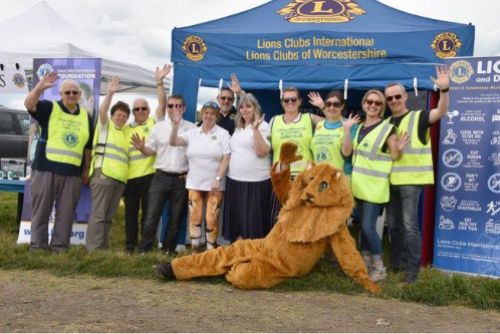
[228,122,271,182]
[179,125,231,191]
[145,119,195,173]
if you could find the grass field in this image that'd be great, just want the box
[0,192,498,310]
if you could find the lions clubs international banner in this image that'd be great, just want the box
[434,56,500,277]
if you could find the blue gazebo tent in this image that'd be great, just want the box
[171,0,474,118]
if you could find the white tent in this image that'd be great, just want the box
[0,1,167,94]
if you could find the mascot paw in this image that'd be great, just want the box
[279,142,302,164]
[363,279,382,294]
[155,262,175,280]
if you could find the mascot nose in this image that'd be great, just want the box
[303,192,315,203]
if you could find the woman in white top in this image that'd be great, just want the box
[170,101,231,253]
[223,93,272,242]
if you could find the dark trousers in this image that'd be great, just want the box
[139,171,188,252]
[124,174,153,251]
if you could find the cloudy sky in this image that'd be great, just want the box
[1,0,499,109]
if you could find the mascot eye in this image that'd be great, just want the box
[318,181,329,192]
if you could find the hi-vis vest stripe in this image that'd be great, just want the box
[125,117,155,179]
[46,103,89,167]
[271,113,313,174]
[351,121,394,203]
[390,110,434,185]
[90,122,129,183]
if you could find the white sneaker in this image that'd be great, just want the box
[370,267,387,282]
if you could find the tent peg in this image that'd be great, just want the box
[413,77,418,97]
[344,79,349,100]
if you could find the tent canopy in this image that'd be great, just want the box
[172,0,474,119]
[0,1,165,94]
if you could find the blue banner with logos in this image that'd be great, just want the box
[17,58,101,244]
[434,56,500,277]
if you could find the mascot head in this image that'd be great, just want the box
[285,163,353,210]
[280,162,355,243]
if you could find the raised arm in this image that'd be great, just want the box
[252,115,271,157]
[100,76,120,125]
[24,72,58,112]
[130,133,156,156]
[155,64,171,120]
[387,132,409,161]
[169,109,187,146]
[429,65,450,124]
[341,114,361,157]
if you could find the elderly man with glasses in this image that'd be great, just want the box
[384,65,450,284]
[24,73,93,252]
[122,65,171,254]
[132,91,196,255]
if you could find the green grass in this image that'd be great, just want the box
[0,192,499,310]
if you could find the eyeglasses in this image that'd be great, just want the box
[133,106,148,112]
[167,103,184,109]
[203,101,220,109]
[282,97,298,104]
[325,101,343,108]
[365,99,383,107]
[63,90,80,96]
[220,96,234,102]
[385,94,402,102]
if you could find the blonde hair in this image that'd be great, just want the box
[235,93,262,128]
[361,89,386,117]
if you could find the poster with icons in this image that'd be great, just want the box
[434,56,500,277]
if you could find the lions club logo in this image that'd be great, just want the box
[36,63,54,79]
[431,32,462,59]
[182,35,208,62]
[449,60,474,84]
[12,73,26,88]
[277,0,366,23]
[63,132,79,148]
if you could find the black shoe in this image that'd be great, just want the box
[155,262,175,280]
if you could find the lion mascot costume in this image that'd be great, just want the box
[155,143,380,293]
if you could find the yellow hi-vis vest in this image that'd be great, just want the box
[351,121,394,204]
[45,102,89,167]
[125,117,155,180]
[310,120,345,171]
[389,110,434,185]
[90,121,129,183]
[271,113,313,174]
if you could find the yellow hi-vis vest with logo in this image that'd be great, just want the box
[351,121,394,204]
[389,110,434,185]
[90,121,129,183]
[271,113,313,174]
[46,102,89,167]
[310,120,345,171]
[124,117,155,180]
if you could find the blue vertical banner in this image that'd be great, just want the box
[434,56,500,277]
[17,58,101,245]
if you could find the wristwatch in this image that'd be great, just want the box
[215,176,222,181]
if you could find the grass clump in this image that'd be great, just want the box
[0,193,499,310]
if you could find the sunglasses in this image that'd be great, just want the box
[167,103,184,109]
[385,94,402,102]
[203,101,220,109]
[63,90,80,96]
[220,96,234,102]
[325,101,343,108]
[282,97,298,104]
[365,99,383,107]
[133,106,148,112]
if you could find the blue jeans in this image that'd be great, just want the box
[354,199,383,256]
[386,185,422,275]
